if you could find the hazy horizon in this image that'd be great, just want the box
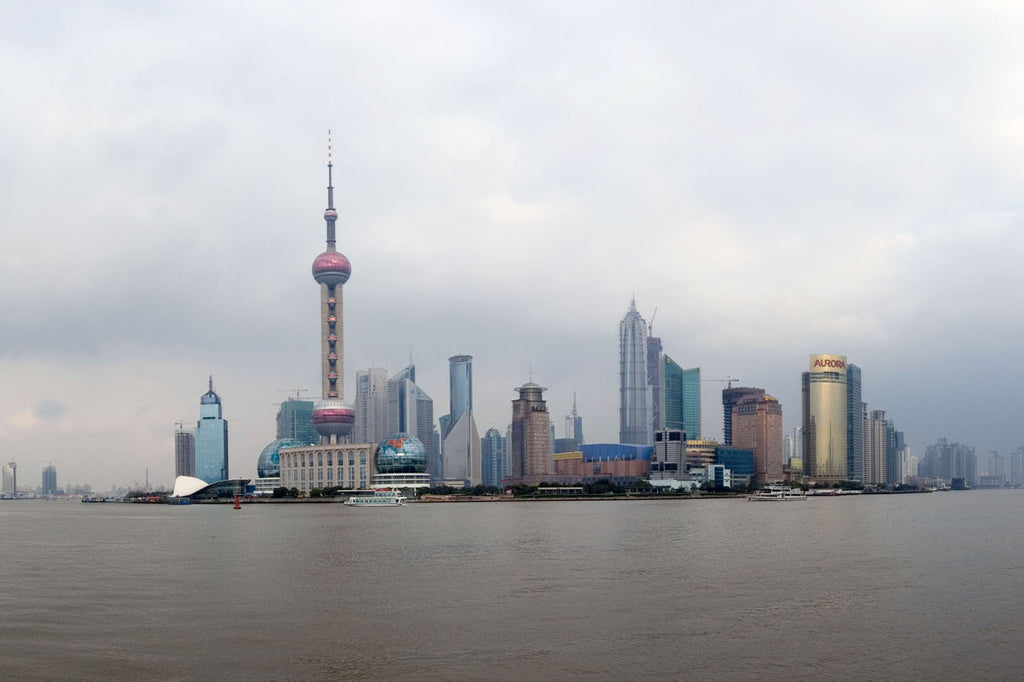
[3,2,1023,490]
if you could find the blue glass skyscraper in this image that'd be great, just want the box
[661,355,701,440]
[195,377,229,483]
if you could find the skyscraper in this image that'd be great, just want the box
[174,426,195,478]
[846,364,863,482]
[310,139,355,445]
[355,368,389,445]
[865,409,886,485]
[481,427,506,488]
[732,394,784,483]
[619,299,651,445]
[662,355,701,440]
[801,354,848,483]
[276,398,317,445]
[387,365,436,482]
[195,377,229,483]
[563,392,584,449]
[722,387,765,446]
[511,382,551,479]
[42,463,57,495]
[441,354,481,486]
[647,335,663,432]
[1,462,14,496]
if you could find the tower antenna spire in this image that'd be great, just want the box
[324,130,337,249]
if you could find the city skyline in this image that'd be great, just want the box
[3,3,1024,489]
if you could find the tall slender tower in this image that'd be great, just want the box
[310,135,355,444]
[619,298,651,445]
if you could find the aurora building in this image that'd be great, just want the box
[801,354,848,483]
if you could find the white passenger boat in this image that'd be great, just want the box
[748,485,807,501]
[344,489,407,507]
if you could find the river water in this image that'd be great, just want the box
[1,491,1023,680]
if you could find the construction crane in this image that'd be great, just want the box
[703,376,741,389]
[276,388,310,400]
[648,306,658,335]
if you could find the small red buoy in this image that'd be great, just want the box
[233,495,241,510]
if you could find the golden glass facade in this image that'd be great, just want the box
[802,354,848,482]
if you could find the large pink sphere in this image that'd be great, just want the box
[312,251,351,287]
[312,398,354,439]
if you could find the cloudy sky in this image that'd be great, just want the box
[3,1,1023,490]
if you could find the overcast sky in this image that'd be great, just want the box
[2,1,1023,490]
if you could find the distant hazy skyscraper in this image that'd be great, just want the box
[846,364,863,482]
[355,368,389,445]
[481,427,506,488]
[1,462,14,496]
[42,464,57,495]
[194,377,229,483]
[801,354,848,482]
[174,426,195,478]
[564,392,584,447]
[619,299,651,445]
[512,382,551,478]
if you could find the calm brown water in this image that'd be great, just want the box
[2,492,1023,680]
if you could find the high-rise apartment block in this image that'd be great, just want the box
[732,394,784,483]
[846,364,864,482]
[619,300,651,445]
[865,409,888,485]
[801,354,848,483]
[195,377,229,483]
[920,438,977,487]
[511,382,551,479]
[174,426,195,478]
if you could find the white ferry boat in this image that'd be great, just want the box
[748,485,807,502]
[344,489,407,507]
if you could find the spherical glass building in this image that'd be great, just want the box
[257,438,304,478]
[372,433,430,491]
[375,433,427,474]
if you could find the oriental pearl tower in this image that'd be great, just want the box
[310,135,355,444]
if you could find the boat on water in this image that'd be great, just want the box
[749,485,807,501]
[344,489,407,507]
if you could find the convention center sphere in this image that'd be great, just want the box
[374,433,427,474]
[257,438,304,478]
